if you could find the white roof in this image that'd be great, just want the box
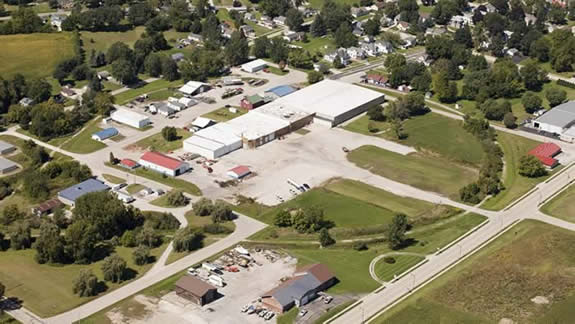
[0,140,15,152]
[226,111,290,140]
[192,117,214,128]
[111,108,149,122]
[275,80,384,120]
[194,124,242,146]
[184,135,226,151]
[241,59,268,71]
[179,81,208,95]
[179,97,196,105]
[0,157,16,170]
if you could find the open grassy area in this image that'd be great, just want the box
[126,183,146,195]
[541,183,575,223]
[114,79,184,104]
[81,27,146,54]
[347,146,477,200]
[60,118,107,154]
[102,174,125,184]
[107,163,201,196]
[374,255,425,282]
[307,0,359,9]
[480,131,553,210]
[132,129,191,153]
[15,128,71,147]
[0,243,169,317]
[277,307,298,324]
[344,113,485,166]
[201,106,247,122]
[0,33,75,78]
[373,220,575,324]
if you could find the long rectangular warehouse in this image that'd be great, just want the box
[275,80,385,127]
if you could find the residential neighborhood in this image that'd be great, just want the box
[3,0,575,324]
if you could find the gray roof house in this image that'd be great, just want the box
[58,178,110,205]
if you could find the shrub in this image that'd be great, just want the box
[192,198,214,216]
[101,254,127,283]
[383,256,396,264]
[72,269,99,297]
[173,227,205,252]
[353,242,368,251]
[132,245,151,265]
[165,190,189,207]
[202,223,233,234]
[211,201,233,223]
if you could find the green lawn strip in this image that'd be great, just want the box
[277,306,298,324]
[313,300,356,324]
[106,163,201,196]
[114,79,184,104]
[102,174,126,184]
[347,145,477,200]
[0,33,75,78]
[132,129,191,153]
[0,243,169,317]
[60,118,107,154]
[373,220,575,323]
[267,66,289,76]
[0,313,19,324]
[125,184,146,195]
[374,255,425,282]
[480,131,553,211]
[201,106,248,122]
[540,183,575,223]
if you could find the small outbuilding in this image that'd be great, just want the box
[241,59,268,73]
[191,117,215,130]
[110,109,151,129]
[174,276,218,306]
[0,158,18,174]
[91,128,119,141]
[528,142,562,168]
[240,94,268,110]
[265,85,297,99]
[0,141,16,155]
[120,158,139,169]
[139,151,189,177]
[227,165,251,179]
[31,199,63,216]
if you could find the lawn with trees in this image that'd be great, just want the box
[132,128,191,153]
[60,118,107,154]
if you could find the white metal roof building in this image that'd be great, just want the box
[275,80,385,127]
[184,124,243,159]
[178,81,211,96]
[241,59,268,73]
[0,141,16,155]
[0,157,18,174]
[110,108,151,129]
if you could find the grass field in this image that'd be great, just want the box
[307,0,359,9]
[126,183,146,195]
[81,27,146,54]
[374,255,425,282]
[201,106,247,122]
[373,220,575,323]
[540,183,575,222]
[0,33,75,78]
[60,118,107,154]
[344,113,485,166]
[107,163,201,196]
[114,79,184,104]
[480,131,553,210]
[347,146,477,199]
[132,129,191,153]
[0,244,169,317]
[102,174,125,184]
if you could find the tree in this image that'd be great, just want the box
[459,182,481,203]
[522,91,543,113]
[385,53,406,70]
[367,104,385,121]
[503,112,517,129]
[0,281,4,297]
[274,210,292,227]
[162,126,178,141]
[106,42,133,64]
[253,36,270,58]
[334,23,357,48]
[26,79,52,103]
[132,245,151,265]
[166,190,189,207]
[292,207,325,233]
[211,201,233,223]
[433,73,458,103]
[384,2,400,19]
[161,57,180,81]
[549,4,567,24]
[34,222,67,264]
[467,55,488,72]
[519,155,548,177]
[269,38,289,63]
[73,269,99,297]
[193,198,214,216]
[111,59,138,85]
[144,54,163,77]
[318,228,335,247]
[128,2,155,26]
[101,254,127,283]
[521,59,547,91]
[481,99,512,121]
[530,37,550,62]
[224,31,249,66]
[310,13,327,37]
[94,92,114,116]
[136,226,162,247]
[1,204,23,226]
[10,222,32,250]
[546,88,567,107]
[173,227,204,252]
[454,25,473,48]
[363,18,380,37]
[307,71,324,84]
[66,220,99,263]
[259,0,291,17]
[286,8,304,31]
[387,213,408,250]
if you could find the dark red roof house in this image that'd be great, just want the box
[528,143,562,167]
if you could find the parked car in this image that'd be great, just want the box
[303,183,310,190]
[299,309,308,317]
[112,183,127,191]
[259,309,267,317]
[247,305,256,314]
[265,312,275,320]
[324,296,333,304]
[241,305,249,313]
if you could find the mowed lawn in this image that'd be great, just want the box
[0,244,169,317]
[481,131,553,210]
[345,113,485,166]
[347,146,477,199]
[60,118,107,154]
[81,27,146,54]
[114,79,184,104]
[133,128,191,153]
[373,220,575,324]
[374,255,425,282]
[541,184,575,223]
[0,33,75,78]
[201,106,248,122]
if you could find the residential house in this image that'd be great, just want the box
[346,47,366,60]
[259,16,276,28]
[273,16,287,26]
[351,7,368,18]
[426,26,448,37]
[244,12,255,21]
[50,14,66,31]
[419,12,431,24]
[240,25,255,38]
[506,48,520,57]
[397,21,410,31]
[399,32,417,49]
[323,48,350,66]
[19,97,34,107]
[188,33,203,43]
[450,15,472,29]
[363,74,389,87]
[283,31,304,42]
[361,42,379,57]
[376,40,394,54]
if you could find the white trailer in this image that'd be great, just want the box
[208,274,225,287]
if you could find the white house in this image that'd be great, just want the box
[273,16,287,25]
[323,48,350,65]
[110,108,151,129]
[376,41,394,54]
[346,47,366,60]
[241,59,268,73]
[399,32,417,49]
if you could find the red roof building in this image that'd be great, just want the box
[139,152,189,176]
[120,158,139,169]
[227,165,251,179]
[528,143,561,167]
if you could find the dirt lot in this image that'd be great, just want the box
[105,253,297,324]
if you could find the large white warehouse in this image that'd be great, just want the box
[183,124,243,159]
[110,108,151,129]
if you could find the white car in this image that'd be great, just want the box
[324,296,333,304]
[299,309,307,317]
[265,312,275,320]
[186,268,197,276]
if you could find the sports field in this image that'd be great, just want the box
[0,33,75,78]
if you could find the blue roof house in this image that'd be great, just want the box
[91,127,119,141]
[58,178,110,205]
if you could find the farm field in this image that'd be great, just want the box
[541,183,575,223]
[372,220,575,324]
[0,33,75,78]
[347,146,477,199]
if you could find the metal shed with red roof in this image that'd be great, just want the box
[528,143,561,168]
[139,151,189,176]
